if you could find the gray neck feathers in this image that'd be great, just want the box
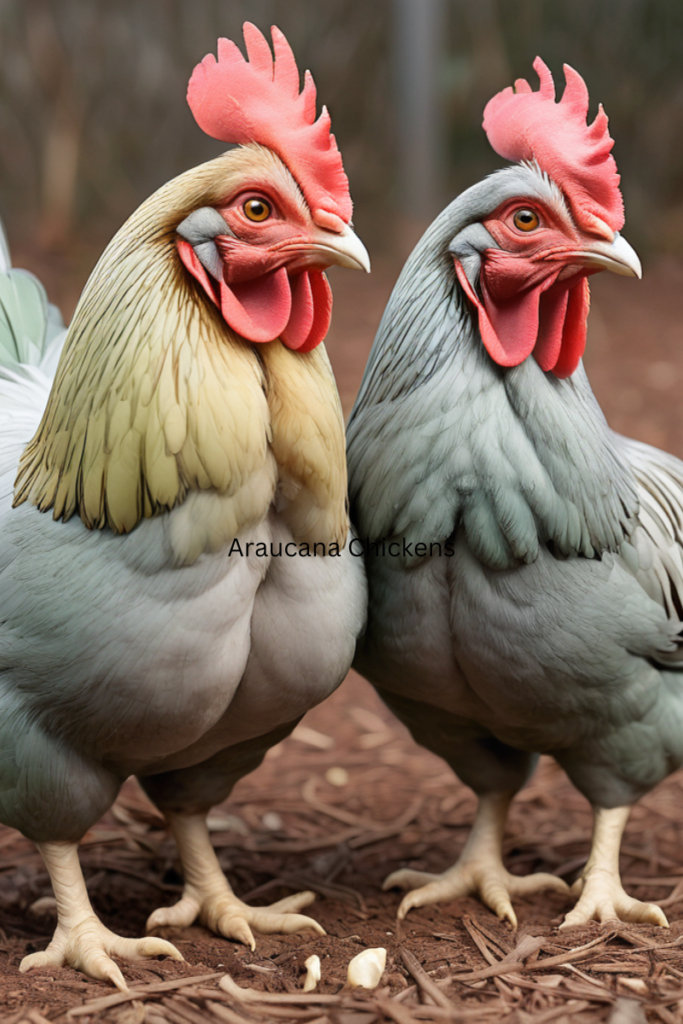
[347,174,638,569]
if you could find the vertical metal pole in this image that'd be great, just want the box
[394,0,444,222]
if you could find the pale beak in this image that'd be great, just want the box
[572,232,642,279]
[309,223,371,273]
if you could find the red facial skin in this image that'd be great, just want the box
[178,182,340,351]
[455,198,606,377]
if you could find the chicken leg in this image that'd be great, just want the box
[384,792,568,928]
[19,842,183,990]
[561,805,668,928]
[147,812,325,949]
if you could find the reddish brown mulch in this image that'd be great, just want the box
[1,672,683,1023]
[4,242,683,1022]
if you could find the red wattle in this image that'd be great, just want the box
[534,279,570,371]
[455,258,590,377]
[297,272,333,353]
[280,271,315,350]
[219,267,292,344]
[553,277,590,378]
[178,241,331,352]
[455,262,538,367]
[269,271,333,352]
[479,272,544,367]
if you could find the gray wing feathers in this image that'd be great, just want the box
[615,435,683,644]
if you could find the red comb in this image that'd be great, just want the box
[187,24,352,228]
[483,58,624,237]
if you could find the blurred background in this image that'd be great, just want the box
[1,0,683,444]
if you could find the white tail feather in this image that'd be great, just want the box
[0,220,66,502]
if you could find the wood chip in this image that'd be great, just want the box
[66,973,224,1016]
[399,949,452,1009]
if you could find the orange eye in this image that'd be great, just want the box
[513,208,540,232]
[243,198,271,222]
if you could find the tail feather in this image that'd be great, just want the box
[0,268,67,376]
[0,220,66,504]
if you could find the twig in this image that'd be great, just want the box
[67,973,224,1016]
[450,932,614,984]
[400,949,453,1009]
[204,1004,258,1024]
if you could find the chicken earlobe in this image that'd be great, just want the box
[383,792,568,927]
[147,813,325,948]
[20,842,183,990]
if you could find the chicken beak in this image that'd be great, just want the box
[574,232,642,279]
[309,223,371,273]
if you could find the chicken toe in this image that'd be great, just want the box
[384,793,567,927]
[20,841,183,990]
[148,812,325,948]
[561,805,668,929]
[561,874,668,929]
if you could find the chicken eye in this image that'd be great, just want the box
[513,208,540,232]
[243,198,271,222]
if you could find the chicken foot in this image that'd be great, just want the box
[561,805,668,928]
[20,841,183,990]
[384,792,568,928]
[147,812,325,949]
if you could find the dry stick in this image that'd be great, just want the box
[159,1001,201,1024]
[205,1003,259,1024]
[226,1008,335,1021]
[561,962,613,996]
[178,987,359,1007]
[243,826,365,853]
[461,916,518,998]
[462,925,558,997]
[375,998,423,1024]
[300,776,380,829]
[400,949,454,1010]
[383,1002,503,1022]
[526,1001,593,1024]
[243,795,424,854]
[80,855,181,892]
[646,988,683,1007]
[66,972,224,1017]
[392,984,419,1004]
[218,974,376,1008]
[196,993,337,1023]
[449,933,614,984]
[467,915,513,958]
[240,871,366,911]
[164,996,219,1024]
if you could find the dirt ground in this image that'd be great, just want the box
[3,239,683,1023]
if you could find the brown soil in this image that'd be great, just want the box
[3,241,683,1023]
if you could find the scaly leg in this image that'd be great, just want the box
[384,792,568,928]
[20,842,183,990]
[147,812,325,950]
[561,805,668,928]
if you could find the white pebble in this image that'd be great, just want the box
[325,766,349,787]
[303,954,321,992]
[347,947,387,989]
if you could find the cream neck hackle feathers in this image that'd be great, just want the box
[13,146,348,554]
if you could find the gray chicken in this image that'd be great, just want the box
[347,58,679,929]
